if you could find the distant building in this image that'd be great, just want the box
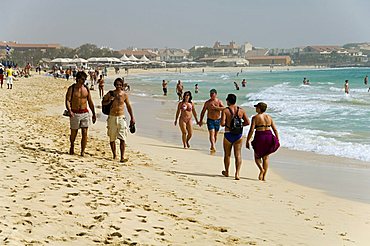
[303,46,341,54]
[245,49,269,58]
[213,57,249,67]
[269,47,303,56]
[213,41,240,57]
[247,56,292,66]
[159,48,189,62]
[0,41,61,52]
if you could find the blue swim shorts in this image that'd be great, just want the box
[207,118,221,131]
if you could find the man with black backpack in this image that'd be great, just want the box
[220,94,250,180]
[102,78,135,163]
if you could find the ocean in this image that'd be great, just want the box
[113,67,370,163]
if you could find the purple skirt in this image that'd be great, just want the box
[251,130,280,159]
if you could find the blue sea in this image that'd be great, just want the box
[121,67,370,163]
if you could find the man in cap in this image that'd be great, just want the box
[199,89,225,152]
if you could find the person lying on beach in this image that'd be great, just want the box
[65,71,96,156]
[102,78,135,162]
[174,91,199,149]
[246,102,279,181]
[198,89,225,153]
[221,94,249,180]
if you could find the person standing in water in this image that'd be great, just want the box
[344,80,349,94]
[194,84,199,94]
[162,80,169,96]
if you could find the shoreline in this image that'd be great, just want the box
[127,93,370,204]
[1,74,370,244]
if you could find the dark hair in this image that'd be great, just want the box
[76,71,87,80]
[182,91,192,103]
[114,77,124,87]
[226,94,237,104]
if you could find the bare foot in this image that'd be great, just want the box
[120,158,128,163]
[258,170,264,181]
[235,176,240,180]
[222,171,229,177]
[113,153,117,159]
[210,147,216,153]
[80,152,84,157]
[186,141,190,148]
[69,147,74,155]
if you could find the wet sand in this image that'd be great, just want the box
[0,73,370,245]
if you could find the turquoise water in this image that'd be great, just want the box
[123,68,370,162]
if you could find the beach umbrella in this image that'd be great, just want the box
[87,57,99,62]
[139,55,150,62]
[110,57,121,63]
[51,58,72,63]
[72,58,88,63]
[120,54,129,61]
[128,55,138,61]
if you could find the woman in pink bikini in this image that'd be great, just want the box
[174,91,199,148]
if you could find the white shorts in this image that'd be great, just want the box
[107,115,128,142]
[6,76,13,85]
[70,112,90,130]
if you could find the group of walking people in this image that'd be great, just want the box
[64,72,279,181]
[174,88,280,181]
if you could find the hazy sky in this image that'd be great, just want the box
[3,0,370,49]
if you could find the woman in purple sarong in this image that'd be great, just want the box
[246,102,280,181]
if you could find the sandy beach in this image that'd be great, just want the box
[1,72,370,245]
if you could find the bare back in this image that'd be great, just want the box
[253,113,273,131]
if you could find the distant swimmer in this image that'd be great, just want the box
[233,81,240,90]
[306,80,310,85]
[241,79,246,87]
[303,77,307,85]
[344,80,349,94]
[194,83,199,94]
[162,79,168,96]
[364,75,369,92]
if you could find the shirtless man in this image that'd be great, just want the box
[176,80,183,101]
[199,89,225,152]
[65,71,96,156]
[97,75,104,99]
[162,80,168,96]
[102,78,135,162]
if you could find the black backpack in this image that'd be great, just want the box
[102,91,114,115]
[228,107,243,134]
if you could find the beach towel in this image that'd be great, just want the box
[251,130,280,158]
